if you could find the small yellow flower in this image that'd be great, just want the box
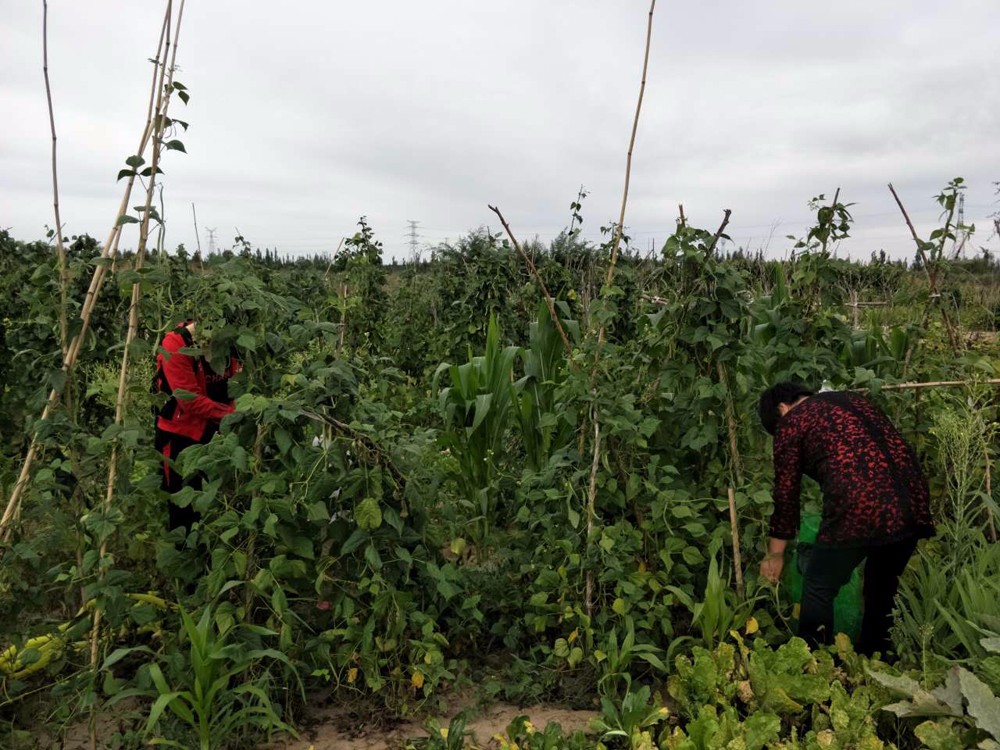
[440,727,449,739]
[347,667,358,683]
[412,671,425,689]
[524,720,536,734]
[745,616,759,635]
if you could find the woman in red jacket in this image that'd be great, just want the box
[153,319,237,533]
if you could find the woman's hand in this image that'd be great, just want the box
[760,553,785,583]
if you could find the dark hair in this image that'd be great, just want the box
[758,381,815,435]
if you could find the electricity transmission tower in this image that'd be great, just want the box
[206,228,217,255]
[952,193,968,259]
[406,220,421,262]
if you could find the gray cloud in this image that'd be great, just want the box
[2,1,998,260]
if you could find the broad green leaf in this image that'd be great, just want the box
[867,669,921,698]
[355,497,382,530]
[959,667,1000,740]
[914,720,965,750]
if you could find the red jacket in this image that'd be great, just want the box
[156,328,234,442]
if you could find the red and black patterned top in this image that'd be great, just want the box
[770,391,934,546]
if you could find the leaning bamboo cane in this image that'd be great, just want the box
[88,5,186,747]
[600,0,657,302]
[584,0,657,617]
[0,4,176,547]
[90,0,179,670]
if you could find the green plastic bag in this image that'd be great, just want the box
[785,513,863,641]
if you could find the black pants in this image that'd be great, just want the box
[799,536,918,657]
[154,427,203,534]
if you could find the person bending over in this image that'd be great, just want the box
[757,382,934,656]
[153,319,237,533]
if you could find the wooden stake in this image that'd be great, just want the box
[728,487,744,601]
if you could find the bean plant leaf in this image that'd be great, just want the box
[125,155,145,168]
[355,497,382,531]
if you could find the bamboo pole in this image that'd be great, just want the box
[872,379,1000,392]
[727,487,744,601]
[43,0,69,359]
[583,0,657,619]
[718,362,744,485]
[584,416,601,618]
[88,4,186,747]
[601,0,656,298]
[579,0,657,623]
[0,5,177,546]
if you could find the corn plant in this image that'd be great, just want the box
[435,315,520,547]
[143,605,296,749]
[515,301,578,472]
[667,553,759,651]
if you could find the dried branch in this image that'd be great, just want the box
[299,409,408,490]
[888,183,931,278]
[488,204,574,360]
[705,209,732,260]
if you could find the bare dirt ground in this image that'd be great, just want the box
[39,702,595,749]
[264,703,598,750]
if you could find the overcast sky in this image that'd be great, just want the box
[2,1,998,263]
